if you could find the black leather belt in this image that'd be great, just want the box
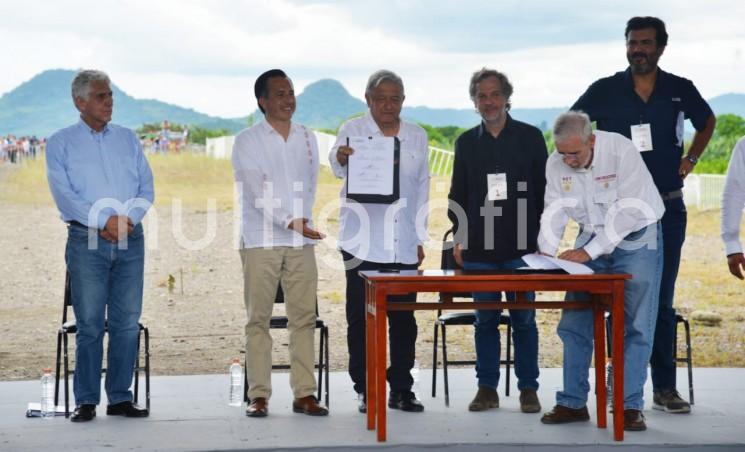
[659,189,683,201]
[67,221,92,229]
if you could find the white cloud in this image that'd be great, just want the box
[0,0,743,117]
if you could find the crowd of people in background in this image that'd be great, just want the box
[2,122,187,165]
[1,135,44,164]
[139,120,188,154]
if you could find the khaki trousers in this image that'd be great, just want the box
[240,245,318,400]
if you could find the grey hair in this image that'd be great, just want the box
[553,111,593,144]
[469,67,513,110]
[71,69,111,101]
[365,70,404,97]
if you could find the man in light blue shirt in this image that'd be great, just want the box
[46,69,154,422]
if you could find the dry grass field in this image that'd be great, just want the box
[0,152,742,385]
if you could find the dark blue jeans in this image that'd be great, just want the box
[463,258,539,391]
[342,251,418,394]
[65,223,145,406]
[650,197,687,391]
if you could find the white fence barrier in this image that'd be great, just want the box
[206,132,726,210]
[428,146,454,176]
[205,135,235,159]
[206,130,337,166]
[682,174,726,211]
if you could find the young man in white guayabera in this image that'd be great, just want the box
[721,136,745,280]
[448,68,547,414]
[330,70,430,414]
[46,69,154,422]
[538,111,664,432]
[232,69,328,418]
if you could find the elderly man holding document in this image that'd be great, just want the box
[329,69,430,414]
[537,111,664,432]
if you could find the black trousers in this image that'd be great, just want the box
[342,251,418,394]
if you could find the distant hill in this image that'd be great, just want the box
[709,93,745,118]
[293,79,366,130]
[2,70,743,137]
[0,69,245,137]
[292,80,564,131]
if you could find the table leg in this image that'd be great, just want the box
[593,298,607,429]
[612,281,625,441]
[376,289,388,442]
[366,282,375,430]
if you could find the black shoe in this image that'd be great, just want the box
[106,401,149,418]
[388,390,424,412]
[71,404,96,422]
[357,392,367,413]
[653,389,691,414]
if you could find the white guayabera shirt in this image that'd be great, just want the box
[232,120,319,249]
[329,113,430,264]
[721,136,745,255]
[538,130,665,259]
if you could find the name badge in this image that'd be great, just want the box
[487,173,508,201]
[630,123,653,152]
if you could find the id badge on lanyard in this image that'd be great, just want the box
[630,123,653,152]
[487,173,508,201]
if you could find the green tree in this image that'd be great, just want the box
[543,130,555,154]
[136,122,184,134]
[696,114,745,174]
[187,126,231,145]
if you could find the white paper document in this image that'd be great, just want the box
[520,253,594,275]
[347,136,395,195]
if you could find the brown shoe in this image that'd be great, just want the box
[292,395,329,416]
[468,386,499,412]
[540,405,590,424]
[246,397,268,417]
[519,389,542,413]
[623,409,647,431]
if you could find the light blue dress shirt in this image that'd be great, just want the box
[46,119,155,229]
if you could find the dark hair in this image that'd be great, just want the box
[468,67,513,111]
[625,16,668,47]
[254,69,288,114]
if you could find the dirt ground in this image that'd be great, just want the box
[3,161,741,388]
[0,165,565,384]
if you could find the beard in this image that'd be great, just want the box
[628,52,658,75]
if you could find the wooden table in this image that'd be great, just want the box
[361,269,629,442]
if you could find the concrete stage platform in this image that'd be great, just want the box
[1,368,743,451]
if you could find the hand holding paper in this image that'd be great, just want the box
[336,139,354,166]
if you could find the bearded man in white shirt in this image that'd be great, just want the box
[721,136,745,279]
[330,70,430,413]
[232,69,328,418]
[537,111,664,432]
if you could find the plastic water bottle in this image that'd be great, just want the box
[411,359,420,396]
[40,368,55,419]
[228,358,243,407]
[605,360,613,406]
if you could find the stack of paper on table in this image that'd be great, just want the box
[520,253,594,275]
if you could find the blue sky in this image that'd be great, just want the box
[1,0,743,117]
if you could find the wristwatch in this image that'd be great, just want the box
[685,154,698,165]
